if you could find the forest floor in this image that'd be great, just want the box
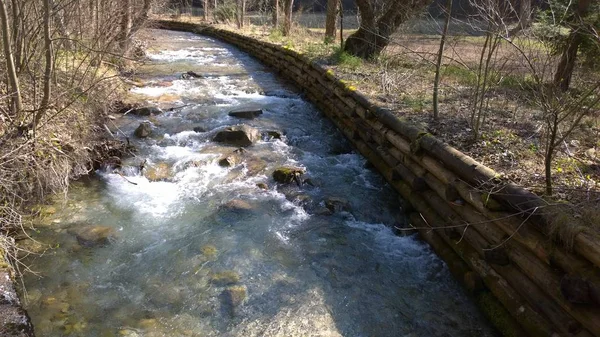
[163,15,600,231]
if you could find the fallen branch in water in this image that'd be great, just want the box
[116,171,138,185]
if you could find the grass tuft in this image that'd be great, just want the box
[331,48,363,70]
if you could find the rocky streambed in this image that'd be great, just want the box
[18,29,497,337]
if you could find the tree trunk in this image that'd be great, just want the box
[554,32,582,92]
[0,0,23,118]
[236,0,242,28]
[325,0,340,41]
[343,0,377,58]
[433,0,452,120]
[544,144,555,196]
[553,0,591,92]
[204,0,209,20]
[9,0,22,71]
[236,0,245,28]
[272,0,279,27]
[509,0,532,36]
[241,0,246,28]
[282,0,293,36]
[344,0,430,59]
[213,0,218,21]
[120,0,132,53]
[35,0,54,129]
[52,0,74,49]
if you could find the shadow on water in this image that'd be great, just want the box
[20,29,498,337]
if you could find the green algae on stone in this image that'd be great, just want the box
[272,167,305,184]
[210,271,240,286]
[200,245,218,259]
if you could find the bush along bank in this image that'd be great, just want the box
[154,19,600,337]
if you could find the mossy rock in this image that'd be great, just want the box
[134,122,152,138]
[256,183,269,190]
[210,271,240,286]
[272,167,305,184]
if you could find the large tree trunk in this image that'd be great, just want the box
[282,0,293,36]
[553,0,591,91]
[325,0,340,41]
[272,0,279,27]
[343,0,377,58]
[344,0,430,59]
[0,0,23,118]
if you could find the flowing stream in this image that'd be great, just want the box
[20,29,496,337]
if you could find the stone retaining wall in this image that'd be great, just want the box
[155,20,600,337]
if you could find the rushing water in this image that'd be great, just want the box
[20,29,496,337]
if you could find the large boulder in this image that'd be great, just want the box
[228,109,263,119]
[134,122,152,138]
[213,125,260,147]
[69,225,117,247]
[272,167,305,185]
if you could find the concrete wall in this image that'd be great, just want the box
[156,20,600,337]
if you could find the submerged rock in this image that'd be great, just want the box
[134,122,152,138]
[17,239,48,258]
[69,225,116,247]
[210,271,241,286]
[256,183,269,190]
[218,155,239,167]
[228,108,263,119]
[200,245,218,259]
[213,125,260,147]
[273,167,305,185]
[245,157,267,176]
[324,197,350,213]
[181,71,203,79]
[144,162,172,182]
[264,130,283,140]
[129,106,163,116]
[221,199,253,212]
[222,285,247,307]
